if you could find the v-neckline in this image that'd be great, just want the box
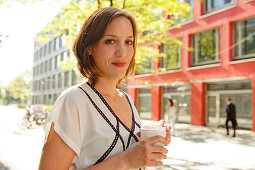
[86,82,134,132]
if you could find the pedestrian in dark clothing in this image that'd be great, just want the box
[225,97,237,137]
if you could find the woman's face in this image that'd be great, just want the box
[90,16,134,81]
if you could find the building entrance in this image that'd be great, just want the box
[206,81,252,129]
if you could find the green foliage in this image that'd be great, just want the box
[60,56,76,71]
[45,105,53,111]
[7,71,31,104]
[36,0,191,73]
[16,103,27,108]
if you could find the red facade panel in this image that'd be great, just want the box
[190,82,205,126]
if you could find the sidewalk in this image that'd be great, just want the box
[141,119,255,170]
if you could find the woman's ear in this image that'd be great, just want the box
[88,48,92,55]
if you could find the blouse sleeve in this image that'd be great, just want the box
[44,91,81,157]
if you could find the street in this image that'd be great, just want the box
[0,106,44,170]
[0,106,255,170]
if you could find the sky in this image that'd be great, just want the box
[0,0,68,86]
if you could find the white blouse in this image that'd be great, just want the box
[44,80,141,170]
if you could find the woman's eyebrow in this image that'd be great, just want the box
[103,34,134,39]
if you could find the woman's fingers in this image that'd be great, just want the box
[165,125,171,145]
[150,152,167,160]
[143,135,168,146]
[150,146,168,154]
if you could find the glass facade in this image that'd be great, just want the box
[233,17,255,59]
[206,81,252,129]
[160,42,181,71]
[137,88,151,119]
[162,84,191,123]
[192,29,219,66]
[204,0,236,14]
[172,0,193,23]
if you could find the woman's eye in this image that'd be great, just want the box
[126,40,133,45]
[105,39,115,44]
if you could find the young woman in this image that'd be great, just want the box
[39,7,170,170]
[165,98,177,136]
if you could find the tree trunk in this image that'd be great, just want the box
[110,0,113,6]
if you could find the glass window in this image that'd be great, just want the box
[192,28,219,66]
[61,52,64,61]
[42,79,45,91]
[172,0,193,23]
[53,94,58,104]
[49,58,52,72]
[40,63,43,74]
[204,0,236,14]
[57,54,61,68]
[54,37,59,51]
[51,57,55,71]
[44,61,47,73]
[38,80,41,91]
[64,71,69,87]
[43,45,47,57]
[207,81,251,91]
[33,67,35,77]
[54,55,58,69]
[160,42,181,71]
[39,48,42,59]
[48,41,52,54]
[58,73,62,88]
[220,93,252,129]
[52,75,55,89]
[34,51,37,61]
[233,17,255,59]
[59,34,63,48]
[162,85,191,123]
[71,70,76,85]
[47,76,50,90]
[207,81,252,129]
[137,88,151,119]
[36,65,39,76]
[136,48,153,75]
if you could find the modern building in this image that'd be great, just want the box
[127,0,255,131]
[31,32,79,106]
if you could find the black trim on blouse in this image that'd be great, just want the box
[78,87,125,164]
[86,82,140,142]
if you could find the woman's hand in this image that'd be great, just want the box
[165,125,171,146]
[121,135,169,169]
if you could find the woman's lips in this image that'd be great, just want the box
[112,62,126,67]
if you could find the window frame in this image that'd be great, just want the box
[203,0,236,14]
[191,28,220,66]
[160,42,181,71]
[233,17,255,60]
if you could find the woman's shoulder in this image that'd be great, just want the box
[57,80,88,103]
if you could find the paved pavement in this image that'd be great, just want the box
[141,120,255,170]
[0,106,255,170]
[0,106,44,170]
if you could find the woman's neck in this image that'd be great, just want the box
[93,77,119,98]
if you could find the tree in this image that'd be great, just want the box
[36,0,191,73]
[7,71,31,104]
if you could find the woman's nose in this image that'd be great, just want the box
[115,42,126,57]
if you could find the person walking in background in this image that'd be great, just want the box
[225,97,237,137]
[38,7,170,170]
[165,98,177,136]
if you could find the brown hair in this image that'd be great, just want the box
[226,97,232,102]
[168,98,174,106]
[72,7,137,87]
